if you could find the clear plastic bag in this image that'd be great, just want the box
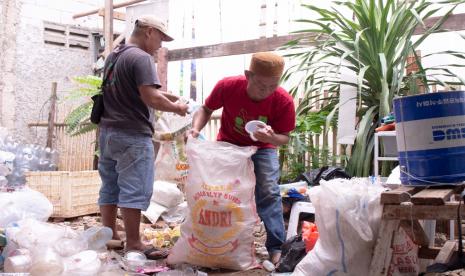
[0,188,53,228]
[153,99,200,191]
[167,138,259,270]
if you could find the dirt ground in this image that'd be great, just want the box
[52,215,271,275]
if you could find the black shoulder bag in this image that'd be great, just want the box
[90,60,114,124]
[90,46,134,124]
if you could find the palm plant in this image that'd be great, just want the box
[281,0,465,176]
[64,75,101,136]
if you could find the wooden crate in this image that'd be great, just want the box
[25,170,101,218]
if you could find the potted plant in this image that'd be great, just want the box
[282,0,465,176]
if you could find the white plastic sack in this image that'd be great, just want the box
[0,187,53,228]
[387,227,419,276]
[152,180,184,208]
[143,180,184,224]
[167,138,259,270]
[293,178,384,276]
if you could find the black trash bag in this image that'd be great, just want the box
[276,234,307,272]
[294,166,350,186]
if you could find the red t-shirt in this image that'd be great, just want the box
[205,75,296,149]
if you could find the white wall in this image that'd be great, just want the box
[0,0,110,144]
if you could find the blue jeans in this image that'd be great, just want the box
[98,127,155,211]
[252,148,285,254]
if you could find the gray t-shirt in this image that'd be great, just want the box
[100,44,161,135]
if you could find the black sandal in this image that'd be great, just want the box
[143,247,170,260]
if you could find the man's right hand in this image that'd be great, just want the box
[176,103,189,116]
[188,129,200,138]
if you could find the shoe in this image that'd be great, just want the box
[270,252,281,265]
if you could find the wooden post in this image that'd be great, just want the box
[46,82,57,149]
[104,0,114,57]
[156,47,168,91]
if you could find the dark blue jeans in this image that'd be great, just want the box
[252,148,285,254]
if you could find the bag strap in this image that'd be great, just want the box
[101,45,136,92]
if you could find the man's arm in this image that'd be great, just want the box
[139,85,188,116]
[253,126,290,146]
[190,105,213,137]
[159,91,179,102]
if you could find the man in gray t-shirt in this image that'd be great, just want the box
[97,15,188,259]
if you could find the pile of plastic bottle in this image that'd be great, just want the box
[0,128,59,190]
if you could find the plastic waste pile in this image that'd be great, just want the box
[0,187,205,275]
[279,181,308,199]
[0,127,59,190]
[143,225,181,248]
[0,215,114,275]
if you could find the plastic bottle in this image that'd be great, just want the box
[81,226,113,251]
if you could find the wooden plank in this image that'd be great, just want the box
[400,220,430,247]
[419,244,465,259]
[165,14,465,63]
[414,13,465,35]
[104,0,114,57]
[156,47,168,91]
[112,33,125,48]
[434,240,456,264]
[383,202,465,220]
[411,188,455,205]
[369,220,400,276]
[167,34,315,61]
[418,246,441,259]
[380,186,423,204]
[98,8,126,21]
[73,0,147,19]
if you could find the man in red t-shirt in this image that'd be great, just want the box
[190,52,296,264]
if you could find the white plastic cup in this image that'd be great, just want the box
[81,226,113,250]
[245,120,267,141]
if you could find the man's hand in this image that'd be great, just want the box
[188,128,201,138]
[253,125,290,146]
[176,103,189,116]
[253,124,275,144]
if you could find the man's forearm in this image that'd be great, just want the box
[159,91,179,102]
[270,133,290,146]
[192,106,212,132]
[148,92,181,113]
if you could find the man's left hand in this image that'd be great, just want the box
[253,125,275,144]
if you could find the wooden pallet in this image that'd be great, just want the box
[369,184,465,276]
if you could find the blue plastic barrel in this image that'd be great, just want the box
[393,91,465,185]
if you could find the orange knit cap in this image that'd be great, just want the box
[249,52,285,77]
